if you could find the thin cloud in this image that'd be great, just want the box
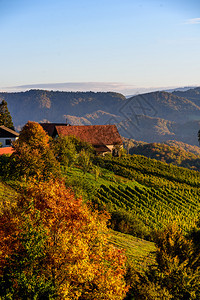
[1,82,194,96]
[185,18,200,24]
[2,82,137,95]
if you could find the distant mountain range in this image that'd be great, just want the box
[1,87,200,146]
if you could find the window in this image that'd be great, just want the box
[5,139,12,146]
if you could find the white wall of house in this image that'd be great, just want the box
[0,137,18,147]
[106,144,123,152]
[103,144,123,156]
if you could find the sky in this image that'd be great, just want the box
[1,0,200,95]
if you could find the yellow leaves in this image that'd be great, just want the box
[29,178,128,298]
[17,121,50,150]
[11,121,61,180]
[0,177,128,299]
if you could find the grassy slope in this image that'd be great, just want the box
[64,167,156,270]
[64,155,200,259]
[4,153,199,272]
[0,175,155,273]
[93,155,200,233]
[0,181,18,213]
[107,230,155,271]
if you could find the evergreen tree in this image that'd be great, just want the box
[0,100,14,130]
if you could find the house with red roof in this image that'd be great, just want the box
[0,125,19,148]
[40,123,123,155]
[0,147,14,155]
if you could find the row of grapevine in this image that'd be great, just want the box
[96,184,200,232]
[94,155,200,188]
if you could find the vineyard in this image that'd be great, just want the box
[93,155,200,234]
[96,184,200,232]
[94,155,200,188]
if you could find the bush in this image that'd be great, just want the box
[126,224,200,299]
[109,209,151,240]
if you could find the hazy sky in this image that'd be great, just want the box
[1,0,200,94]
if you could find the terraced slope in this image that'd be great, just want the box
[93,155,200,233]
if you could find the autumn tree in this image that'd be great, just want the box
[0,99,14,130]
[78,149,93,174]
[51,135,94,171]
[0,178,128,299]
[0,208,55,299]
[12,121,60,179]
[128,224,200,299]
[51,135,77,169]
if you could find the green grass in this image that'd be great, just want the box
[107,229,156,271]
[0,181,18,213]
[90,156,200,234]
[65,166,145,192]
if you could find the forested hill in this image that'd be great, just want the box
[1,88,200,145]
[0,90,126,129]
[173,86,200,106]
[127,141,200,171]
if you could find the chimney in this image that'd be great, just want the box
[66,118,71,126]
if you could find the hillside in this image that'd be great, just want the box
[91,154,200,235]
[0,90,126,129]
[65,110,121,126]
[108,230,155,270]
[119,115,176,142]
[123,137,200,155]
[2,126,200,297]
[164,140,200,155]
[1,88,200,145]
[61,151,200,239]
[127,141,200,170]
[126,91,200,123]
[120,115,200,146]
[173,86,200,106]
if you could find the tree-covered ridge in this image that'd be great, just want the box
[173,86,200,106]
[2,88,200,145]
[128,142,200,171]
[123,138,200,156]
[0,90,126,127]
[164,140,200,155]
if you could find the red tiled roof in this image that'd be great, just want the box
[55,125,123,146]
[40,123,68,136]
[0,147,14,155]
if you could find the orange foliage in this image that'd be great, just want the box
[12,121,60,179]
[16,121,50,150]
[0,210,20,269]
[0,179,128,299]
